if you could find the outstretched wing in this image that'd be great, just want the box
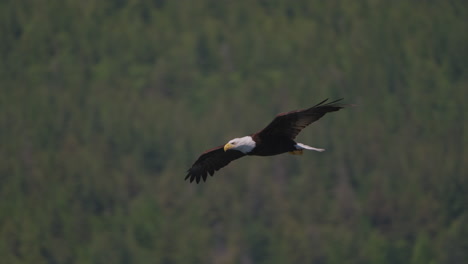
[256,99,346,140]
[186,146,246,183]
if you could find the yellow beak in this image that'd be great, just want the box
[224,143,234,152]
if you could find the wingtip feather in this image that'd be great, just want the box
[313,98,329,107]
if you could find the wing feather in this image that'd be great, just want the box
[186,145,246,183]
[256,99,346,139]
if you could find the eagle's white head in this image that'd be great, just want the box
[224,136,256,154]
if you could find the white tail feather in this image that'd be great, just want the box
[295,143,325,152]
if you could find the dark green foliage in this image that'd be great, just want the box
[1,0,467,263]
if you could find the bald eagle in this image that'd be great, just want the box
[186,98,348,183]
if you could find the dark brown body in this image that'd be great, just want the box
[248,134,297,156]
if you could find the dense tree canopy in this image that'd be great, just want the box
[0,0,466,263]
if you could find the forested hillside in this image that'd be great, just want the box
[1,0,466,263]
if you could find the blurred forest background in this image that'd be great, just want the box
[1,0,467,263]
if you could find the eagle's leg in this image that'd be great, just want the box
[288,149,303,155]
